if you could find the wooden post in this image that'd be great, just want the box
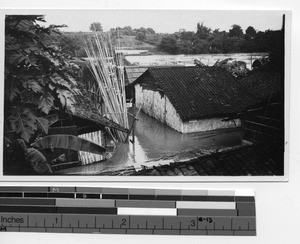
[125,107,141,143]
[131,102,136,144]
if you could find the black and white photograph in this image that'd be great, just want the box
[1,9,288,177]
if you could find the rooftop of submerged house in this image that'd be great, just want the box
[238,69,282,103]
[52,66,284,176]
[95,142,283,176]
[124,66,148,85]
[132,66,262,121]
[133,143,284,176]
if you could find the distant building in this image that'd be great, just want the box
[124,66,149,102]
[131,66,258,133]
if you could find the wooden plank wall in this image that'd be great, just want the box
[79,130,105,165]
[243,101,284,145]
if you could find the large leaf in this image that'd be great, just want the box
[35,117,49,134]
[32,134,106,155]
[65,73,77,86]
[5,51,26,65]
[25,148,53,174]
[8,108,37,142]
[37,92,54,114]
[56,88,75,111]
[45,114,59,126]
[23,79,43,93]
[6,79,20,101]
[50,74,72,90]
[16,19,35,33]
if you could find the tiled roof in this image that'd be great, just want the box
[237,70,282,104]
[133,66,258,121]
[124,66,148,85]
[132,143,283,176]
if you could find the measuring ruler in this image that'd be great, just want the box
[0,186,256,236]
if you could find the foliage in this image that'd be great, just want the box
[196,22,211,39]
[158,22,283,56]
[136,32,146,42]
[4,15,79,142]
[25,147,53,174]
[229,24,243,37]
[89,22,103,32]
[246,26,257,37]
[159,35,178,54]
[110,26,156,37]
[32,134,107,155]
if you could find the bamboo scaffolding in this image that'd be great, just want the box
[84,32,129,142]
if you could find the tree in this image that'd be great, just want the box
[58,35,82,57]
[246,26,257,37]
[4,15,79,143]
[146,27,155,34]
[159,35,178,54]
[136,32,146,42]
[89,22,103,32]
[196,22,211,39]
[229,24,243,37]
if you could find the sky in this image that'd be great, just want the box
[35,9,285,33]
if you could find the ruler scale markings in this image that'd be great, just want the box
[0,187,256,236]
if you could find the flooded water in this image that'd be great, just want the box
[57,109,243,175]
[125,53,268,69]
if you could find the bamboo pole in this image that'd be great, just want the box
[84,32,129,142]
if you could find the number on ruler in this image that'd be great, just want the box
[121,218,127,226]
[199,217,213,223]
[191,220,196,227]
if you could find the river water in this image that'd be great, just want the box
[57,109,243,175]
[125,53,268,69]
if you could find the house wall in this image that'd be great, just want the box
[135,84,183,132]
[135,84,241,133]
[182,118,241,133]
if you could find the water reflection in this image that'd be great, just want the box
[56,109,243,175]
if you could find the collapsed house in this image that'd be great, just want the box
[130,66,258,133]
